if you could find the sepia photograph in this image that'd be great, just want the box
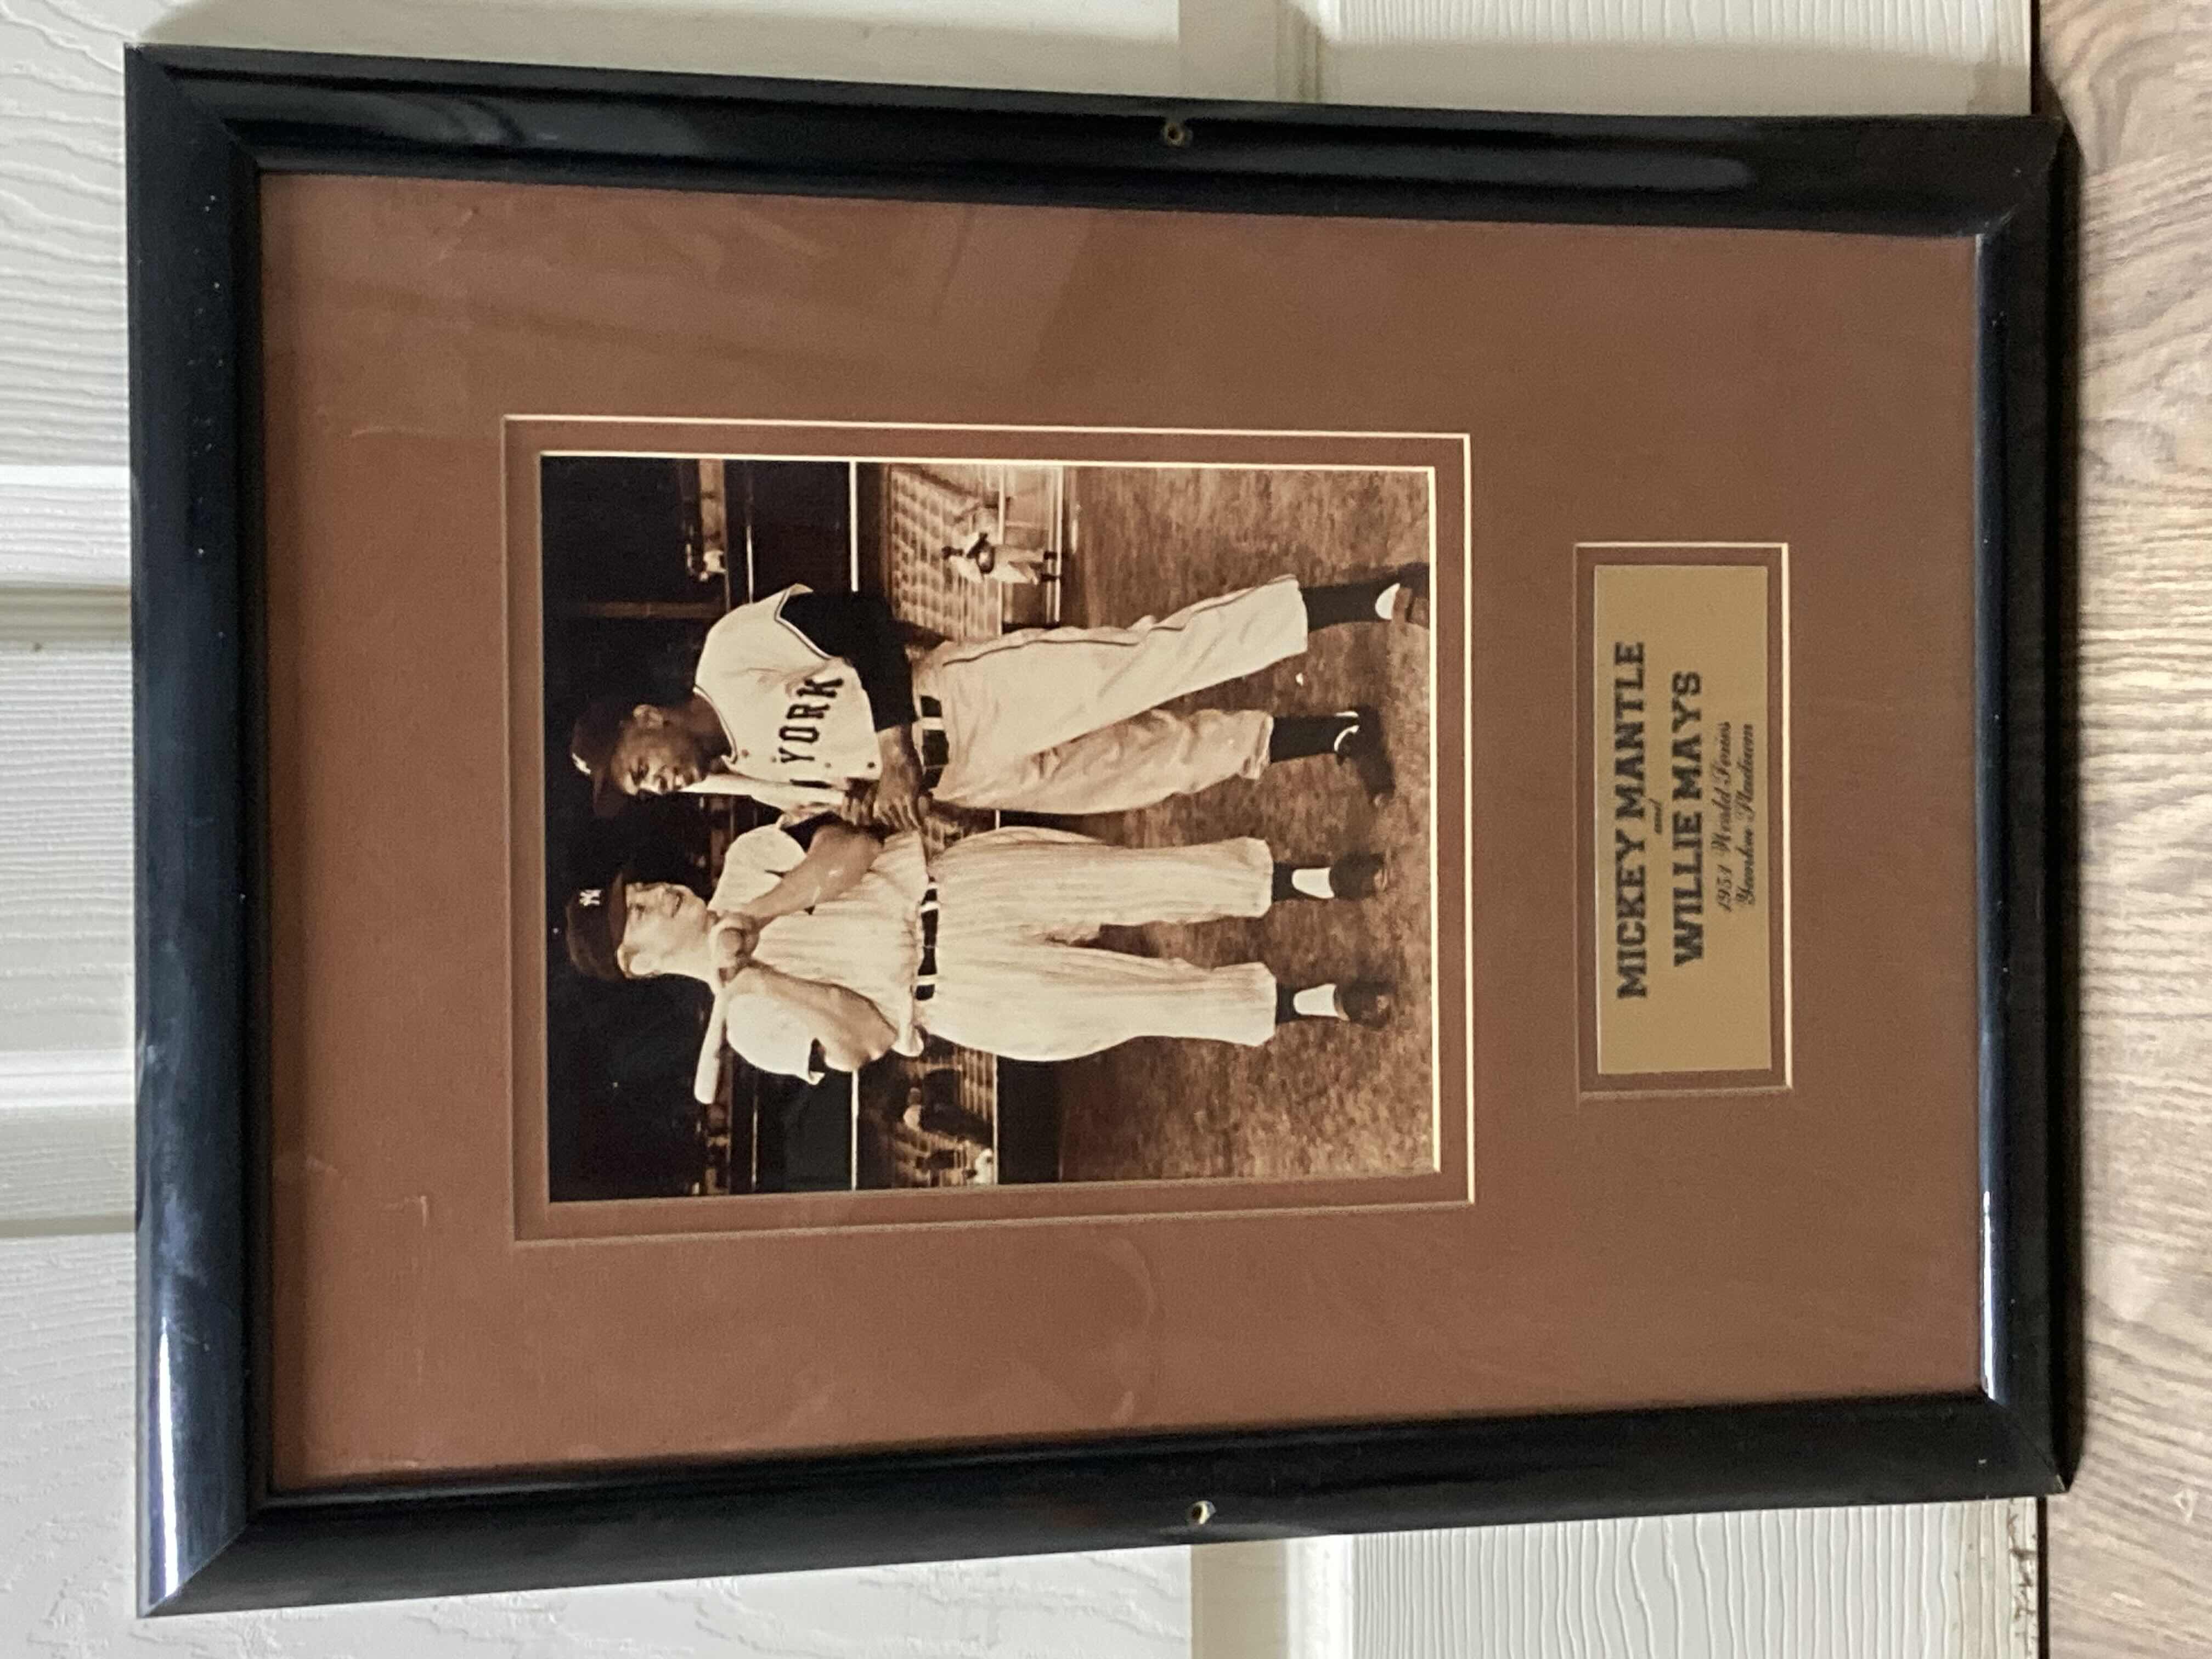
[534,434,1442,1214]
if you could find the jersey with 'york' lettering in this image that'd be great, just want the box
[692,587,883,803]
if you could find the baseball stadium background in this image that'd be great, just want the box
[540,453,1435,1204]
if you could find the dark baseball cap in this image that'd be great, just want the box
[569,696,640,820]
[562,872,631,981]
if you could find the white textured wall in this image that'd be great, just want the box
[1318,0,2029,112]
[1341,1506,2038,1658]
[0,0,2032,1652]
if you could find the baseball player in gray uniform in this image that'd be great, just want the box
[564,817,1392,1087]
[568,565,1429,832]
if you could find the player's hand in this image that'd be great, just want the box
[870,729,931,834]
[708,913,761,985]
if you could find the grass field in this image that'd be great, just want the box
[1051,465,1437,1183]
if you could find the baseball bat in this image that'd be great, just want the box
[693,981,736,1105]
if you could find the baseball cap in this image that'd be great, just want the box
[569,696,640,820]
[562,872,631,981]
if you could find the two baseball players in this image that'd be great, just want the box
[562,560,1426,1080]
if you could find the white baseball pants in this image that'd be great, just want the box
[915,575,1306,814]
[920,827,1279,1062]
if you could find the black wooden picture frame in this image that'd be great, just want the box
[128,43,2066,1615]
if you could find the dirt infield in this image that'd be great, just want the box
[1052,465,1438,1182]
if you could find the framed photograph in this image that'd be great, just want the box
[129,44,2064,1613]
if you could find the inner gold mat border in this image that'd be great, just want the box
[505,417,1472,1240]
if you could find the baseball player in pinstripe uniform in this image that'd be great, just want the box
[567,565,1429,833]
[563,816,1392,1084]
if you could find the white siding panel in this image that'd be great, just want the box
[0,466,132,588]
[0,635,132,1057]
[0,1052,133,1231]
[1321,0,2030,113]
[1336,1504,2039,1659]
[0,0,174,465]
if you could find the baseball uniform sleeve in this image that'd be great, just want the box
[709,823,805,911]
[719,983,828,1083]
[684,774,849,819]
[699,584,832,679]
[775,590,918,731]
